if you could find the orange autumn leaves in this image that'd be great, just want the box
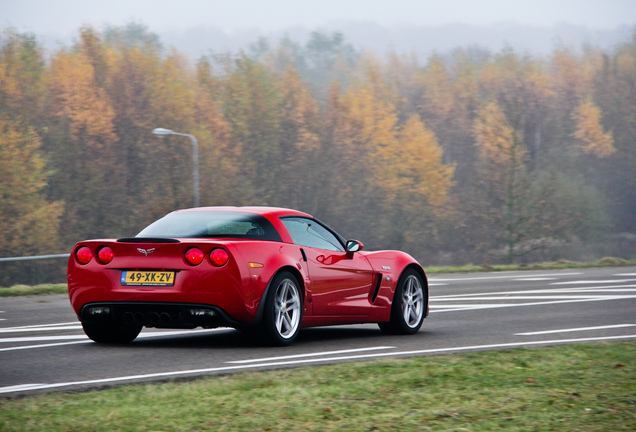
[1,24,631,264]
[342,71,454,212]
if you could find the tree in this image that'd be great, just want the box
[592,32,636,233]
[275,65,321,210]
[0,29,46,126]
[0,120,63,257]
[193,57,241,207]
[144,51,198,213]
[473,101,578,263]
[45,31,123,243]
[215,55,282,204]
[331,63,454,251]
[572,98,615,158]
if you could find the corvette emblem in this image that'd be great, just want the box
[137,248,155,256]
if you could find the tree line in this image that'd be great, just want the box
[1,24,635,283]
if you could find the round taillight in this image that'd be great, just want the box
[75,246,93,265]
[97,246,114,264]
[209,248,229,267]
[185,247,204,266]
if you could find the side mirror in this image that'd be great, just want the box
[346,240,363,258]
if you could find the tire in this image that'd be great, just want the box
[379,268,427,335]
[82,321,142,344]
[259,271,303,346]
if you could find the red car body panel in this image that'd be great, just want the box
[67,206,427,331]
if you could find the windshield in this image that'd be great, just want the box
[137,211,282,241]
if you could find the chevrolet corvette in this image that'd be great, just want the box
[68,207,428,345]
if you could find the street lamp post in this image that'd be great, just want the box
[152,128,200,207]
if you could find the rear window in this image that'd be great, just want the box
[137,211,282,242]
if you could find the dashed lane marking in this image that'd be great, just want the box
[551,279,636,285]
[428,272,582,282]
[516,324,636,335]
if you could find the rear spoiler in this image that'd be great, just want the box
[117,237,181,243]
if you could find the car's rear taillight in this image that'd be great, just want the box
[185,247,204,266]
[209,248,229,267]
[75,246,93,265]
[97,246,114,264]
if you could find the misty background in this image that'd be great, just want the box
[3,0,636,60]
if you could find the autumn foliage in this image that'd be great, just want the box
[1,25,635,275]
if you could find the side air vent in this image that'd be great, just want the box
[371,273,383,303]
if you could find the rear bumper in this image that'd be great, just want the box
[79,302,244,329]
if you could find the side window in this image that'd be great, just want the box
[281,218,345,252]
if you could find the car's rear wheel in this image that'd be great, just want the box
[379,269,427,335]
[260,271,302,346]
[82,321,142,344]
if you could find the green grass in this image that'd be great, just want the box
[0,283,67,297]
[1,342,634,431]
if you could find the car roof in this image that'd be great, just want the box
[176,206,312,218]
[173,207,313,244]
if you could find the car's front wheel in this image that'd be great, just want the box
[379,269,427,335]
[82,321,142,344]
[260,271,303,346]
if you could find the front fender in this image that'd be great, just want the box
[360,250,427,306]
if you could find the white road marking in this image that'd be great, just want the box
[0,326,82,334]
[2,334,634,395]
[561,288,636,292]
[0,328,230,352]
[551,279,636,285]
[0,335,87,343]
[0,322,79,331]
[432,285,636,299]
[0,341,89,352]
[429,272,582,282]
[228,346,396,364]
[516,324,636,335]
[430,304,511,309]
[430,284,636,312]
[513,278,557,281]
[0,384,48,392]
[432,295,617,301]
[430,297,636,312]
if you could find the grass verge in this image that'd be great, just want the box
[0,283,67,297]
[1,342,634,431]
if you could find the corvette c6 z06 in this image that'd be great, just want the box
[68,206,428,346]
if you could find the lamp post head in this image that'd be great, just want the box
[152,128,174,136]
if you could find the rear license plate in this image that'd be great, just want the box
[121,271,175,286]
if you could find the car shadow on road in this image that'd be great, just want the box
[105,325,394,349]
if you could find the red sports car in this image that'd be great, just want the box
[68,207,428,345]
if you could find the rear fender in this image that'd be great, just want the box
[251,265,306,326]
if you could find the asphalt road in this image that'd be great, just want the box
[1,266,635,397]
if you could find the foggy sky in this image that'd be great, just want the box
[2,0,635,36]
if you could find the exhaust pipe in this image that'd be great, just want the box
[133,312,145,325]
[160,313,171,325]
[149,312,160,326]
[123,312,134,325]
